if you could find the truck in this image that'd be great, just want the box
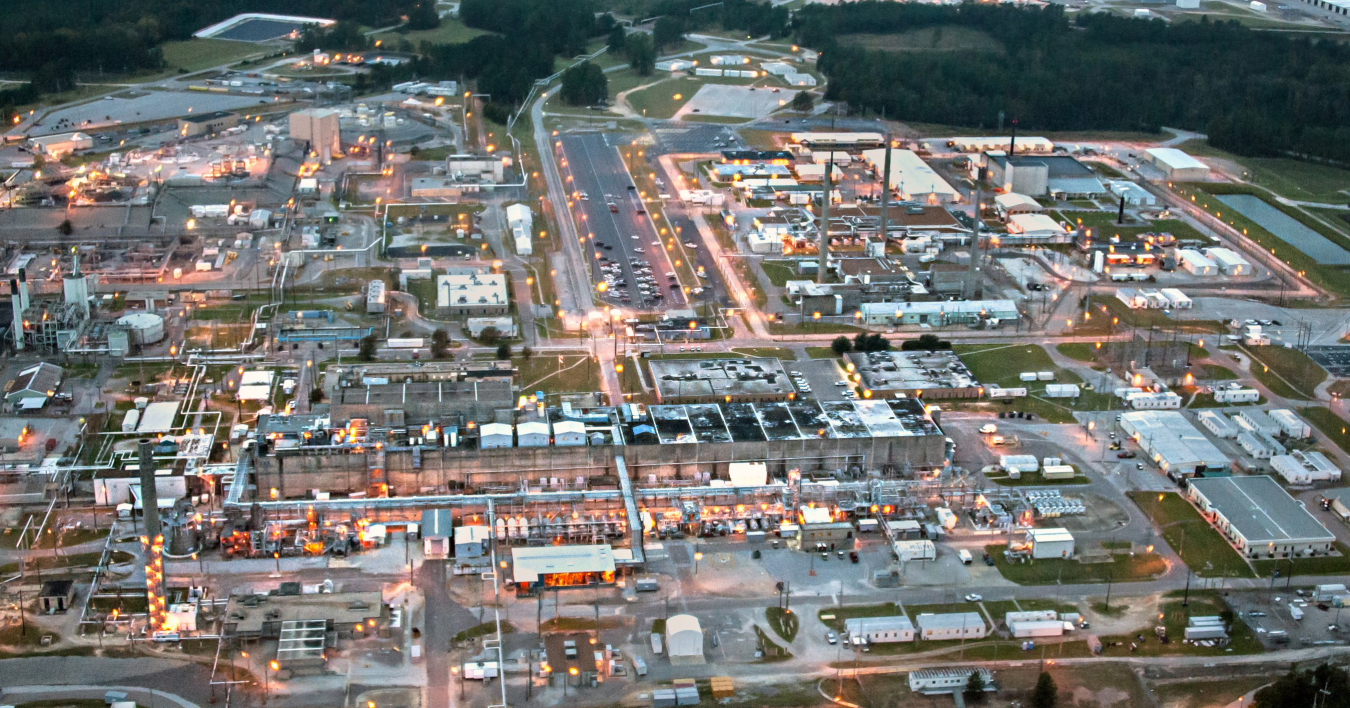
[1290,604,1304,621]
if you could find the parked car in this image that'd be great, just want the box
[965,594,983,602]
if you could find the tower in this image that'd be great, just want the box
[10,270,29,351]
[817,154,834,284]
[62,251,90,318]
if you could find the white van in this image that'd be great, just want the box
[958,549,973,565]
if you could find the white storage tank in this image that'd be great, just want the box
[116,312,166,345]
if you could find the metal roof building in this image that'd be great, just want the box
[845,616,915,643]
[666,614,706,665]
[1121,410,1229,477]
[915,612,986,640]
[1187,476,1335,558]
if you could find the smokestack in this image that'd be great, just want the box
[1009,119,1017,156]
[817,154,834,285]
[10,276,27,351]
[965,170,986,301]
[878,136,892,252]
[138,439,162,538]
[1117,193,1127,225]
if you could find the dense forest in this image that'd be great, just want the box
[796,2,1350,163]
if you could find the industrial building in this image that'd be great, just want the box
[1144,148,1210,181]
[436,272,509,316]
[1269,409,1312,439]
[862,149,960,204]
[859,299,1017,327]
[28,132,93,158]
[1271,450,1341,485]
[1108,181,1156,206]
[666,615,705,665]
[1196,410,1238,439]
[1204,247,1252,276]
[948,136,1053,154]
[4,362,63,411]
[994,192,1042,218]
[846,350,982,399]
[223,590,386,639]
[290,108,342,163]
[915,613,986,640]
[177,111,241,138]
[649,357,794,404]
[845,616,915,644]
[506,204,534,256]
[510,545,616,594]
[467,317,517,339]
[1005,213,1068,242]
[1187,476,1335,558]
[1120,410,1229,477]
[789,133,885,150]
[366,279,386,314]
[983,153,1105,198]
[1025,528,1075,559]
[1178,249,1217,276]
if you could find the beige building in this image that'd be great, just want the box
[290,109,342,163]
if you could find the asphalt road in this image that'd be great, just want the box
[559,133,684,313]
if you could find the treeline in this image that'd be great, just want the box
[795,1,1350,163]
[646,0,792,47]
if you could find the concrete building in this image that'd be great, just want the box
[1006,213,1068,242]
[454,525,490,559]
[649,357,794,404]
[506,203,534,256]
[1026,528,1075,559]
[1145,148,1210,181]
[420,509,452,559]
[480,422,512,449]
[1196,410,1238,439]
[510,545,616,594]
[1187,476,1336,558]
[177,111,240,138]
[1272,450,1342,485]
[366,279,386,314]
[1120,410,1230,477]
[1108,180,1157,206]
[984,152,1105,198]
[666,614,705,665]
[994,192,1042,218]
[847,350,981,400]
[446,155,506,183]
[437,272,508,316]
[845,616,916,644]
[467,317,517,339]
[915,613,986,640]
[909,668,994,696]
[28,132,93,158]
[862,149,960,204]
[283,109,337,160]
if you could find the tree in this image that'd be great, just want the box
[478,326,501,345]
[358,334,378,362]
[1031,672,1057,708]
[830,335,853,355]
[607,24,627,53]
[521,345,533,361]
[406,1,440,30]
[853,333,891,352]
[625,33,655,76]
[431,328,451,358]
[963,671,988,703]
[1255,664,1350,708]
[653,16,686,50]
[496,342,512,360]
[57,219,73,236]
[309,388,325,405]
[791,90,814,113]
[559,61,608,106]
[901,333,951,351]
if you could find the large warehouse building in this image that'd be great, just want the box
[1187,476,1335,559]
[862,149,961,204]
[1144,148,1210,181]
[1121,410,1230,478]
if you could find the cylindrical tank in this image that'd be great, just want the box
[115,312,166,345]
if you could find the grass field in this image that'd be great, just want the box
[984,470,1091,486]
[805,347,839,359]
[767,321,863,335]
[1177,140,1350,203]
[1300,406,1350,454]
[159,38,266,74]
[955,343,1078,388]
[1128,492,1255,578]
[625,77,703,119]
[984,544,1166,585]
[765,606,800,642]
[1084,296,1225,334]
[396,18,493,46]
[515,354,601,398]
[1053,209,1206,243]
[1242,344,1326,400]
[1055,342,1098,362]
[731,347,797,360]
[1098,590,1263,657]
[1252,541,1350,577]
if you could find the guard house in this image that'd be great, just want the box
[511,545,616,595]
[39,580,76,613]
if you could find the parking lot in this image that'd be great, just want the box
[651,124,741,154]
[785,358,851,402]
[1229,590,1350,650]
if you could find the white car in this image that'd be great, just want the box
[965,594,983,602]
[631,234,640,240]
[979,424,997,434]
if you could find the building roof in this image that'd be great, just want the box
[862,149,959,200]
[994,192,1042,212]
[1146,148,1208,171]
[666,614,704,656]
[1189,475,1335,544]
[916,612,985,631]
[845,616,915,634]
[421,509,452,538]
[511,545,615,584]
[1007,213,1066,236]
[1028,528,1074,542]
[224,591,383,635]
[650,357,793,401]
[437,272,508,308]
[8,362,62,398]
[987,153,1095,178]
[1122,410,1229,471]
[181,110,237,124]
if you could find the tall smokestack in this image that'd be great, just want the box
[817,154,834,285]
[11,275,28,351]
[138,439,162,538]
[965,173,985,301]
[878,136,892,253]
[1008,119,1017,156]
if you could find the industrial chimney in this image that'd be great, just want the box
[138,439,162,538]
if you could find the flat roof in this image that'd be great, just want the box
[848,350,979,393]
[916,612,986,630]
[511,545,615,584]
[650,357,792,401]
[224,591,383,635]
[1146,147,1209,171]
[1189,475,1335,545]
[845,616,915,633]
[1121,410,1229,471]
[862,149,959,198]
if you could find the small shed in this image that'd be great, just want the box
[666,614,705,665]
[517,421,550,448]
[480,423,513,449]
[455,525,490,559]
[39,579,76,613]
[553,420,585,446]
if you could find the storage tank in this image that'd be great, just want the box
[115,312,166,345]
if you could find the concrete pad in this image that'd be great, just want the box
[674,85,788,120]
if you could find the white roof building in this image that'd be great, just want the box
[1006,213,1067,240]
[1108,180,1156,206]
[1269,409,1312,439]
[138,401,180,434]
[1145,148,1210,180]
[916,613,986,640]
[1026,528,1075,559]
[845,616,915,643]
[862,149,960,204]
[480,422,513,449]
[999,454,1039,473]
[516,421,550,447]
[994,192,1043,216]
[1187,476,1335,557]
[948,136,1053,153]
[1178,249,1217,276]
[666,614,705,665]
[553,420,586,446]
[1120,410,1229,476]
[1204,247,1252,276]
[1272,450,1342,485]
[437,272,509,312]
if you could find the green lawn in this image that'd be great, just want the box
[397,18,492,45]
[515,354,601,399]
[1052,210,1206,243]
[1084,296,1225,335]
[1201,364,1239,380]
[625,77,702,119]
[453,621,515,642]
[1300,406,1350,454]
[1252,541,1350,577]
[767,321,864,335]
[955,343,1079,388]
[1128,492,1255,578]
[984,544,1166,585]
[159,38,267,74]
[984,470,1091,486]
[1242,345,1326,400]
[731,347,797,360]
[805,347,839,359]
[765,606,799,642]
[1055,342,1099,362]
[1177,140,1350,203]
[1097,590,1263,657]
[817,602,904,632]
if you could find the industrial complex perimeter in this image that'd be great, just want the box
[4,3,1350,708]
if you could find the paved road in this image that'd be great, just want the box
[0,657,216,708]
